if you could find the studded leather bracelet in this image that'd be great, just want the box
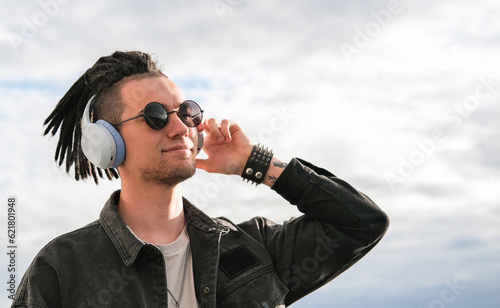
[241,144,274,185]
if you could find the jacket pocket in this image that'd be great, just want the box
[216,264,288,307]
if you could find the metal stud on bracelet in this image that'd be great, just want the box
[241,144,274,185]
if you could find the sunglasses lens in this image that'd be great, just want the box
[143,102,167,129]
[141,100,203,130]
[178,100,203,127]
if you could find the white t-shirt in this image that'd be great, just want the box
[156,226,199,308]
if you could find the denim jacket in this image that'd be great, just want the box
[12,158,389,307]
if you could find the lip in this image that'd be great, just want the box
[162,144,192,153]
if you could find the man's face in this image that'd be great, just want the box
[117,76,199,186]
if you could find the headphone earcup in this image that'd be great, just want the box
[81,120,125,169]
[97,120,125,168]
[197,132,204,155]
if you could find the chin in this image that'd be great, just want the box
[140,163,196,186]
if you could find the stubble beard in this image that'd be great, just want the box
[139,161,196,186]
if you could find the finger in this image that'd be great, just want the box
[196,120,205,133]
[206,118,225,143]
[195,158,209,171]
[220,119,232,142]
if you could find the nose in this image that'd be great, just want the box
[164,111,189,139]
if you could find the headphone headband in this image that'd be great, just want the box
[81,95,95,127]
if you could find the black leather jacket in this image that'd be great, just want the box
[12,158,389,307]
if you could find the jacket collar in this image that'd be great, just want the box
[183,198,221,233]
[99,190,221,267]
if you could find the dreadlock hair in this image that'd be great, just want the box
[43,51,166,184]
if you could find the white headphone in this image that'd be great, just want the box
[81,95,126,169]
[80,95,204,169]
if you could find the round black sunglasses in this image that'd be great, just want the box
[113,100,204,130]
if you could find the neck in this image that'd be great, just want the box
[118,179,186,245]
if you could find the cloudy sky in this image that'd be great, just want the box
[1,0,499,307]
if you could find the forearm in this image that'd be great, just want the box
[262,157,288,187]
[239,158,389,305]
[272,158,389,244]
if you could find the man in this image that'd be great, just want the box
[12,51,389,307]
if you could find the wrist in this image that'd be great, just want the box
[240,144,274,185]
